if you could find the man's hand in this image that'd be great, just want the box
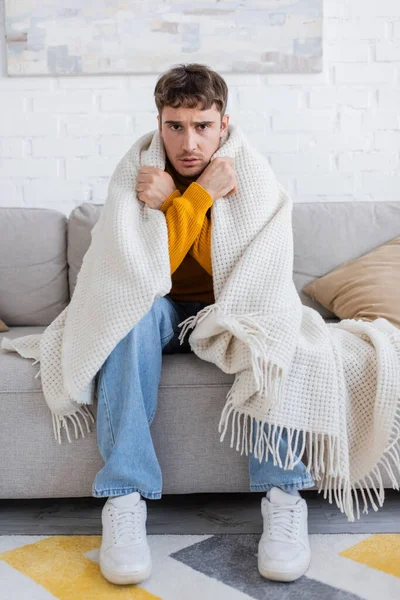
[196,157,238,201]
[135,166,176,210]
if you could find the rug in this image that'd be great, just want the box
[0,533,399,599]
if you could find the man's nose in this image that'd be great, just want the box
[182,131,197,153]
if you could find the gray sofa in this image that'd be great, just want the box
[1,201,399,499]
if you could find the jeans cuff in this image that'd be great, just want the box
[250,479,315,493]
[92,486,162,500]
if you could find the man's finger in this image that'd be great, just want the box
[139,166,159,174]
[137,172,155,184]
[138,168,149,177]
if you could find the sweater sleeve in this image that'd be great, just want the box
[159,182,213,275]
[188,208,212,276]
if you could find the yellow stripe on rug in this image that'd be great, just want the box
[339,534,400,579]
[0,535,160,599]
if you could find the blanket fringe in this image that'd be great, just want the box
[29,358,96,444]
[218,400,400,522]
[180,303,400,522]
[178,302,285,410]
[178,302,221,345]
[32,358,41,379]
[52,405,95,444]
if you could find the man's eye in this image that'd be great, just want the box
[170,125,208,131]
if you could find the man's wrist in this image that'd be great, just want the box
[160,188,180,213]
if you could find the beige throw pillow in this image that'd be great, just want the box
[0,319,9,332]
[303,236,400,329]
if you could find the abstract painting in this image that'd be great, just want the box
[5,0,323,76]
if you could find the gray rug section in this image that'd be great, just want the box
[170,534,362,599]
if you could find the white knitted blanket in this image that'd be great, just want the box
[2,123,400,522]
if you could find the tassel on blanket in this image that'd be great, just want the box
[216,402,400,522]
[177,302,219,344]
[52,405,95,444]
[178,305,400,522]
[223,314,285,412]
[332,322,400,517]
[31,358,41,380]
[30,358,95,444]
[178,302,285,410]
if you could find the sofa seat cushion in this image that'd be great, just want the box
[9,316,396,502]
[0,326,46,393]
[0,316,339,393]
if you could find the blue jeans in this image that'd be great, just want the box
[92,296,315,499]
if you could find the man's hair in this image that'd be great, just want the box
[154,63,228,125]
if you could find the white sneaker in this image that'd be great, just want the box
[99,491,152,585]
[258,487,311,582]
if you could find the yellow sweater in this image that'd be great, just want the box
[159,159,215,304]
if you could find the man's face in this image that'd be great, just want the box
[157,103,229,178]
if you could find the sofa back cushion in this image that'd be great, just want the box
[68,203,102,298]
[68,201,400,320]
[0,207,69,326]
[293,201,400,318]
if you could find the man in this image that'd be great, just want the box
[92,63,315,587]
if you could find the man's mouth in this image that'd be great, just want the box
[181,158,199,164]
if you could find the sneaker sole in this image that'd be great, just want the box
[100,560,152,585]
[258,556,311,583]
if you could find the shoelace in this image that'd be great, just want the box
[109,504,144,545]
[267,503,302,542]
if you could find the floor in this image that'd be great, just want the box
[0,490,399,536]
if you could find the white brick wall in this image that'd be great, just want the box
[0,0,399,214]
